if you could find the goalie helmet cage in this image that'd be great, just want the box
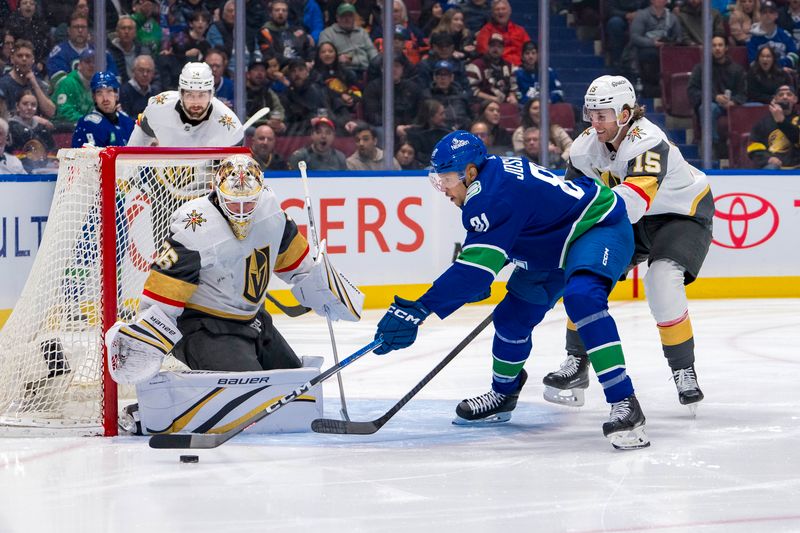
[0,146,250,436]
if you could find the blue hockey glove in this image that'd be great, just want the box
[373,296,430,355]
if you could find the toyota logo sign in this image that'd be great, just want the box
[712,193,780,249]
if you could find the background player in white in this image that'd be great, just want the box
[105,154,363,432]
[127,62,244,147]
[542,76,713,413]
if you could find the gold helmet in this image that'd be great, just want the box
[214,154,264,239]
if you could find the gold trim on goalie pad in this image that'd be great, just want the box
[149,387,227,433]
[120,323,173,351]
[207,395,316,434]
[324,254,361,320]
[184,302,258,321]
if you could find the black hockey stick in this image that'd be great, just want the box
[265,292,311,317]
[148,337,383,449]
[311,313,494,435]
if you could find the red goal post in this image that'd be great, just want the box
[0,146,251,436]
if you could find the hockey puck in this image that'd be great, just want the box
[179,455,199,463]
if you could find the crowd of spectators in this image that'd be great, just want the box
[5,0,800,173]
[0,0,566,173]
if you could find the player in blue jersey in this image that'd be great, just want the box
[372,130,650,450]
[72,71,136,148]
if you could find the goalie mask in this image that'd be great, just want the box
[214,155,264,239]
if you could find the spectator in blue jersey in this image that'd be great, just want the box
[748,0,799,68]
[515,41,564,105]
[72,71,135,147]
[46,13,117,87]
[372,130,650,450]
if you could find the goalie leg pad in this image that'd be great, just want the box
[105,305,183,385]
[291,241,365,322]
[134,361,324,435]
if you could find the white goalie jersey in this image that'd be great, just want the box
[140,187,313,322]
[127,91,244,147]
[567,117,714,225]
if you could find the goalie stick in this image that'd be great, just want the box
[311,313,494,435]
[298,161,351,422]
[148,337,383,449]
[265,292,310,317]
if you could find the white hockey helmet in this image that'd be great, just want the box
[179,62,215,93]
[583,75,636,125]
[214,154,264,239]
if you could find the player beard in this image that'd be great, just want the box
[184,104,210,120]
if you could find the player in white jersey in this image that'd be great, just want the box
[127,62,244,147]
[105,155,363,432]
[542,75,714,413]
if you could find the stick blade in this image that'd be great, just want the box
[148,432,225,449]
[311,417,380,435]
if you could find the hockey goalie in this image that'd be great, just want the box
[105,154,364,434]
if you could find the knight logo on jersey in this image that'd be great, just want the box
[218,115,235,130]
[243,246,271,304]
[182,209,206,231]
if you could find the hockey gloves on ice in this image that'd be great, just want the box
[373,296,430,355]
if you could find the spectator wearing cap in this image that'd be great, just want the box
[0,39,55,119]
[258,0,314,64]
[748,0,798,68]
[466,32,518,106]
[748,84,800,169]
[416,31,470,91]
[475,0,530,66]
[461,0,492,34]
[120,55,159,118]
[250,124,288,171]
[376,24,425,66]
[245,59,286,134]
[422,60,473,130]
[346,122,401,171]
[287,115,347,170]
[72,71,135,147]
[0,118,26,174]
[51,48,96,125]
[373,0,427,62]
[319,3,379,77]
[364,53,423,131]
[280,57,329,136]
[515,41,564,104]
[46,13,118,87]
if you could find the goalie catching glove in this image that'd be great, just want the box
[104,306,183,385]
[291,239,364,321]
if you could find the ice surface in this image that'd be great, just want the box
[1,299,798,533]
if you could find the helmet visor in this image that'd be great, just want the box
[428,169,465,192]
[583,107,618,123]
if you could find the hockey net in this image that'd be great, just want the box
[0,146,251,436]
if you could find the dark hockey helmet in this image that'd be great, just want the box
[429,130,487,191]
[90,71,120,92]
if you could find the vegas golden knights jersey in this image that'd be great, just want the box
[140,188,311,322]
[566,118,714,225]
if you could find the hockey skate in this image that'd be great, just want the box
[542,353,590,407]
[672,365,704,416]
[453,369,528,425]
[118,403,143,435]
[602,393,650,450]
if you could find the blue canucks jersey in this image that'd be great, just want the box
[72,110,136,148]
[419,155,627,318]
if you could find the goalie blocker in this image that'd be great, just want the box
[123,356,324,434]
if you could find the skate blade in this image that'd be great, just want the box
[452,412,512,426]
[543,386,585,407]
[608,426,650,450]
[687,403,698,418]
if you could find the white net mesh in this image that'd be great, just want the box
[0,146,246,435]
